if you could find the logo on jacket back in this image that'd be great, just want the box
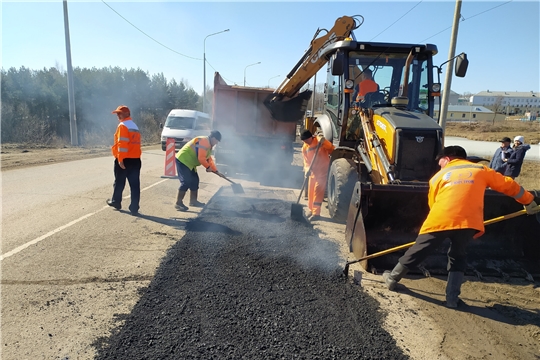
[416,136,424,143]
[443,170,474,185]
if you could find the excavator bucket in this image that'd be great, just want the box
[263,90,312,123]
[346,183,540,278]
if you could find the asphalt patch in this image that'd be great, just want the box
[94,188,408,359]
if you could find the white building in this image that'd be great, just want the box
[469,90,540,115]
[434,105,504,123]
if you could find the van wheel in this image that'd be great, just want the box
[161,143,166,151]
[327,158,357,222]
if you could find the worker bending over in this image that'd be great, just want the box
[382,145,539,308]
[300,130,335,221]
[175,130,222,211]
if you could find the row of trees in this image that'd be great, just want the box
[1,66,202,145]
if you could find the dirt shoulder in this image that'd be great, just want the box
[0,143,161,171]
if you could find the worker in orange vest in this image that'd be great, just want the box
[382,145,539,308]
[301,130,335,221]
[107,105,142,215]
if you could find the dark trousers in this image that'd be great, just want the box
[398,229,476,272]
[111,158,141,212]
[176,159,199,191]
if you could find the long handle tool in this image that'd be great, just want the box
[291,137,324,222]
[342,205,540,277]
[214,172,245,194]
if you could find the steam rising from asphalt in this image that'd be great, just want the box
[201,189,341,275]
[212,89,298,185]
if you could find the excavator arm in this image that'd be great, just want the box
[274,16,361,99]
[264,15,363,122]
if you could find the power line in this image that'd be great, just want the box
[419,0,513,43]
[100,0,201,60]
[205,59,238,85]
[369,1,424,41]
[101,0,241,87]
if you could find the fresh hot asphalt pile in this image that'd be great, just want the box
[94,188,408,359]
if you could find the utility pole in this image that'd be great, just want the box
[63,0,78,145]
[438,0,462,138]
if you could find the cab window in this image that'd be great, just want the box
[194,116,212,130]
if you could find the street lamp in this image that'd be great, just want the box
[203,29,229,113]
[268,75,280,88]
[243,62,261,87]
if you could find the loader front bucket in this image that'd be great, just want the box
[263,90,312,123]
[345,182,540,278]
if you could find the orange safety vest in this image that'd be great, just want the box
[111,118,142,162]
[302,136,335,176]
[356,79,379,101]
[176,136,217,172]
[420,159,534,238]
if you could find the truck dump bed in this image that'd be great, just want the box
[212,72,297,176]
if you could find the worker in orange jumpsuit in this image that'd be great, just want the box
[300,130,335,221]
[382,145,539,308]
[352,68,379,104]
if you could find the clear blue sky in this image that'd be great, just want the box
[2,0,539,96]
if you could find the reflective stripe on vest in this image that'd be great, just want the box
[189,137,210,157]
[512,186,525,200]
[430,163,484,186]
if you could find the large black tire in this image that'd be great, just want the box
[327,158,357,222]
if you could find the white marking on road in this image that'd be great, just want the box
[0,179,169,261]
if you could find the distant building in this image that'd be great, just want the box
[444,90,462,105]
[469,90,540,115]
[434,105,506,123]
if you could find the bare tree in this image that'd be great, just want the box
[487,95,504,124]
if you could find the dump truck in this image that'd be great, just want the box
[264,15,540,277]
[212,72,298,177]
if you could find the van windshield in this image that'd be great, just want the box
[164,116,195,129]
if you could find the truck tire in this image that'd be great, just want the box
[327,158,357,222]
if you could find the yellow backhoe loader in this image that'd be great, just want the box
[264,15,540,277]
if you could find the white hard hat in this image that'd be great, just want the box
[514,135,524,143]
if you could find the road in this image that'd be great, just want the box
[1,146,539,359]
[1,148,407,359]
[446,136,540,160]
[0,149,225,359]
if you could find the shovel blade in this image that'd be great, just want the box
[231,183,245,194]
[291,203,308,223]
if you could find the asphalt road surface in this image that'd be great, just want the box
[1,148,406,359]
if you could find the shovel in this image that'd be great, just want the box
[291,137,323,222]
[214,172,245,194]
[342,205,540,277]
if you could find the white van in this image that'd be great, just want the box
[160,109,212,151]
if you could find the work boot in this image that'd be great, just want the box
[382,262,409,291]
[445,271,464,308]
[189,190,205,207]
[106,199,121,210]
[175,190,189,211]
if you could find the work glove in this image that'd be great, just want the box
[524,200,540,215]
